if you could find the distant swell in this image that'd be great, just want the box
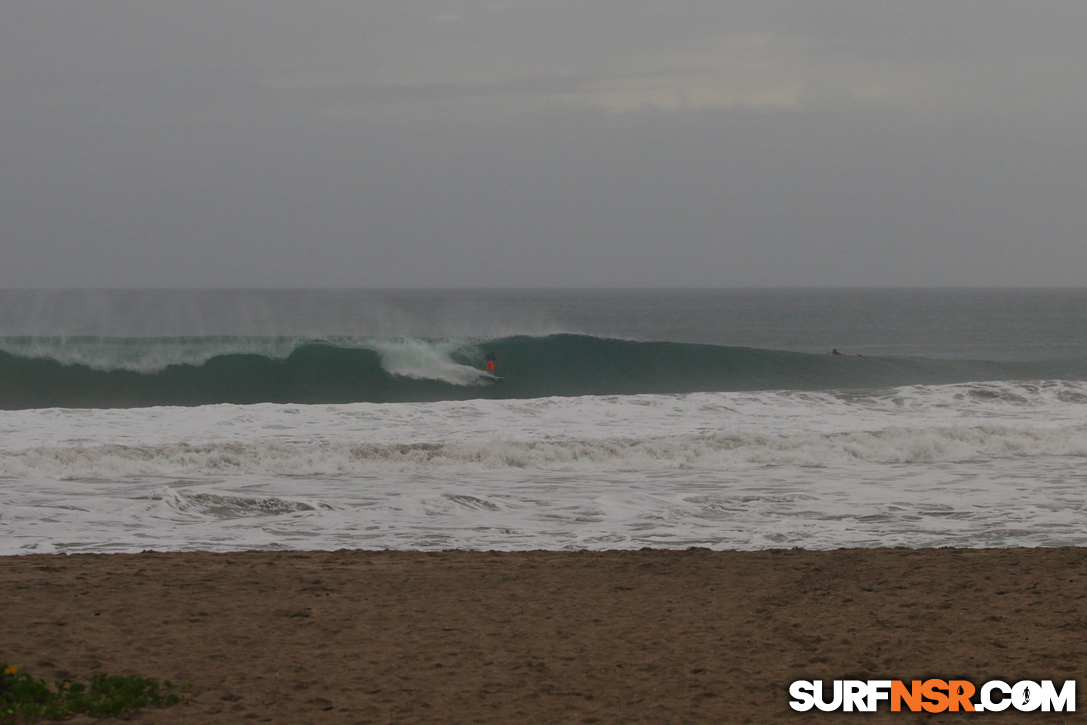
[2,334,1087,409]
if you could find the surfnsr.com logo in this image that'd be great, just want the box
[789,679,1075,713]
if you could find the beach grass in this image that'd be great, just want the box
[1,665,184,722]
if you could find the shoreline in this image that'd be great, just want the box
[3,547,1084,723]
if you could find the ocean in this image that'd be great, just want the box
[1,288,1085,555]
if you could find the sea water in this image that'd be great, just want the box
[1,289,1085,554]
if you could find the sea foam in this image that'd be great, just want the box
[1,381,1086,554]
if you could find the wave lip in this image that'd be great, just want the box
[2,333,1087,409]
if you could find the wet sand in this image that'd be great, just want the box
[2,547,1085,723]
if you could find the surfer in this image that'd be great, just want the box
[830,349,843,356]
[485,352,497,374]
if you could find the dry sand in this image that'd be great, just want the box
[2,547,1085,723]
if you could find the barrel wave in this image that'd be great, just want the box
[2,334,1086,409]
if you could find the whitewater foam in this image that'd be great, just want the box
[370,338,493,386]
[3,424,1087,479]
[4,457,1085,554]
[1,380,1086,554]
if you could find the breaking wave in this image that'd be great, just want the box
[2,334,1086,409]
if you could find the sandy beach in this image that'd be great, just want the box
[2,547,1084,723]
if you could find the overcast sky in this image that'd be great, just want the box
[2,1,1085,288]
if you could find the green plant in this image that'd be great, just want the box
[1,665,185,722]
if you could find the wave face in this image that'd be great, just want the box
[3,334,1087,409]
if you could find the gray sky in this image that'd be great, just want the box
[2,1,1085,288]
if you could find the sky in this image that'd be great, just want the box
[1,1,1085,288]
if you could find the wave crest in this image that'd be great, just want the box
[2,334,1086,409]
